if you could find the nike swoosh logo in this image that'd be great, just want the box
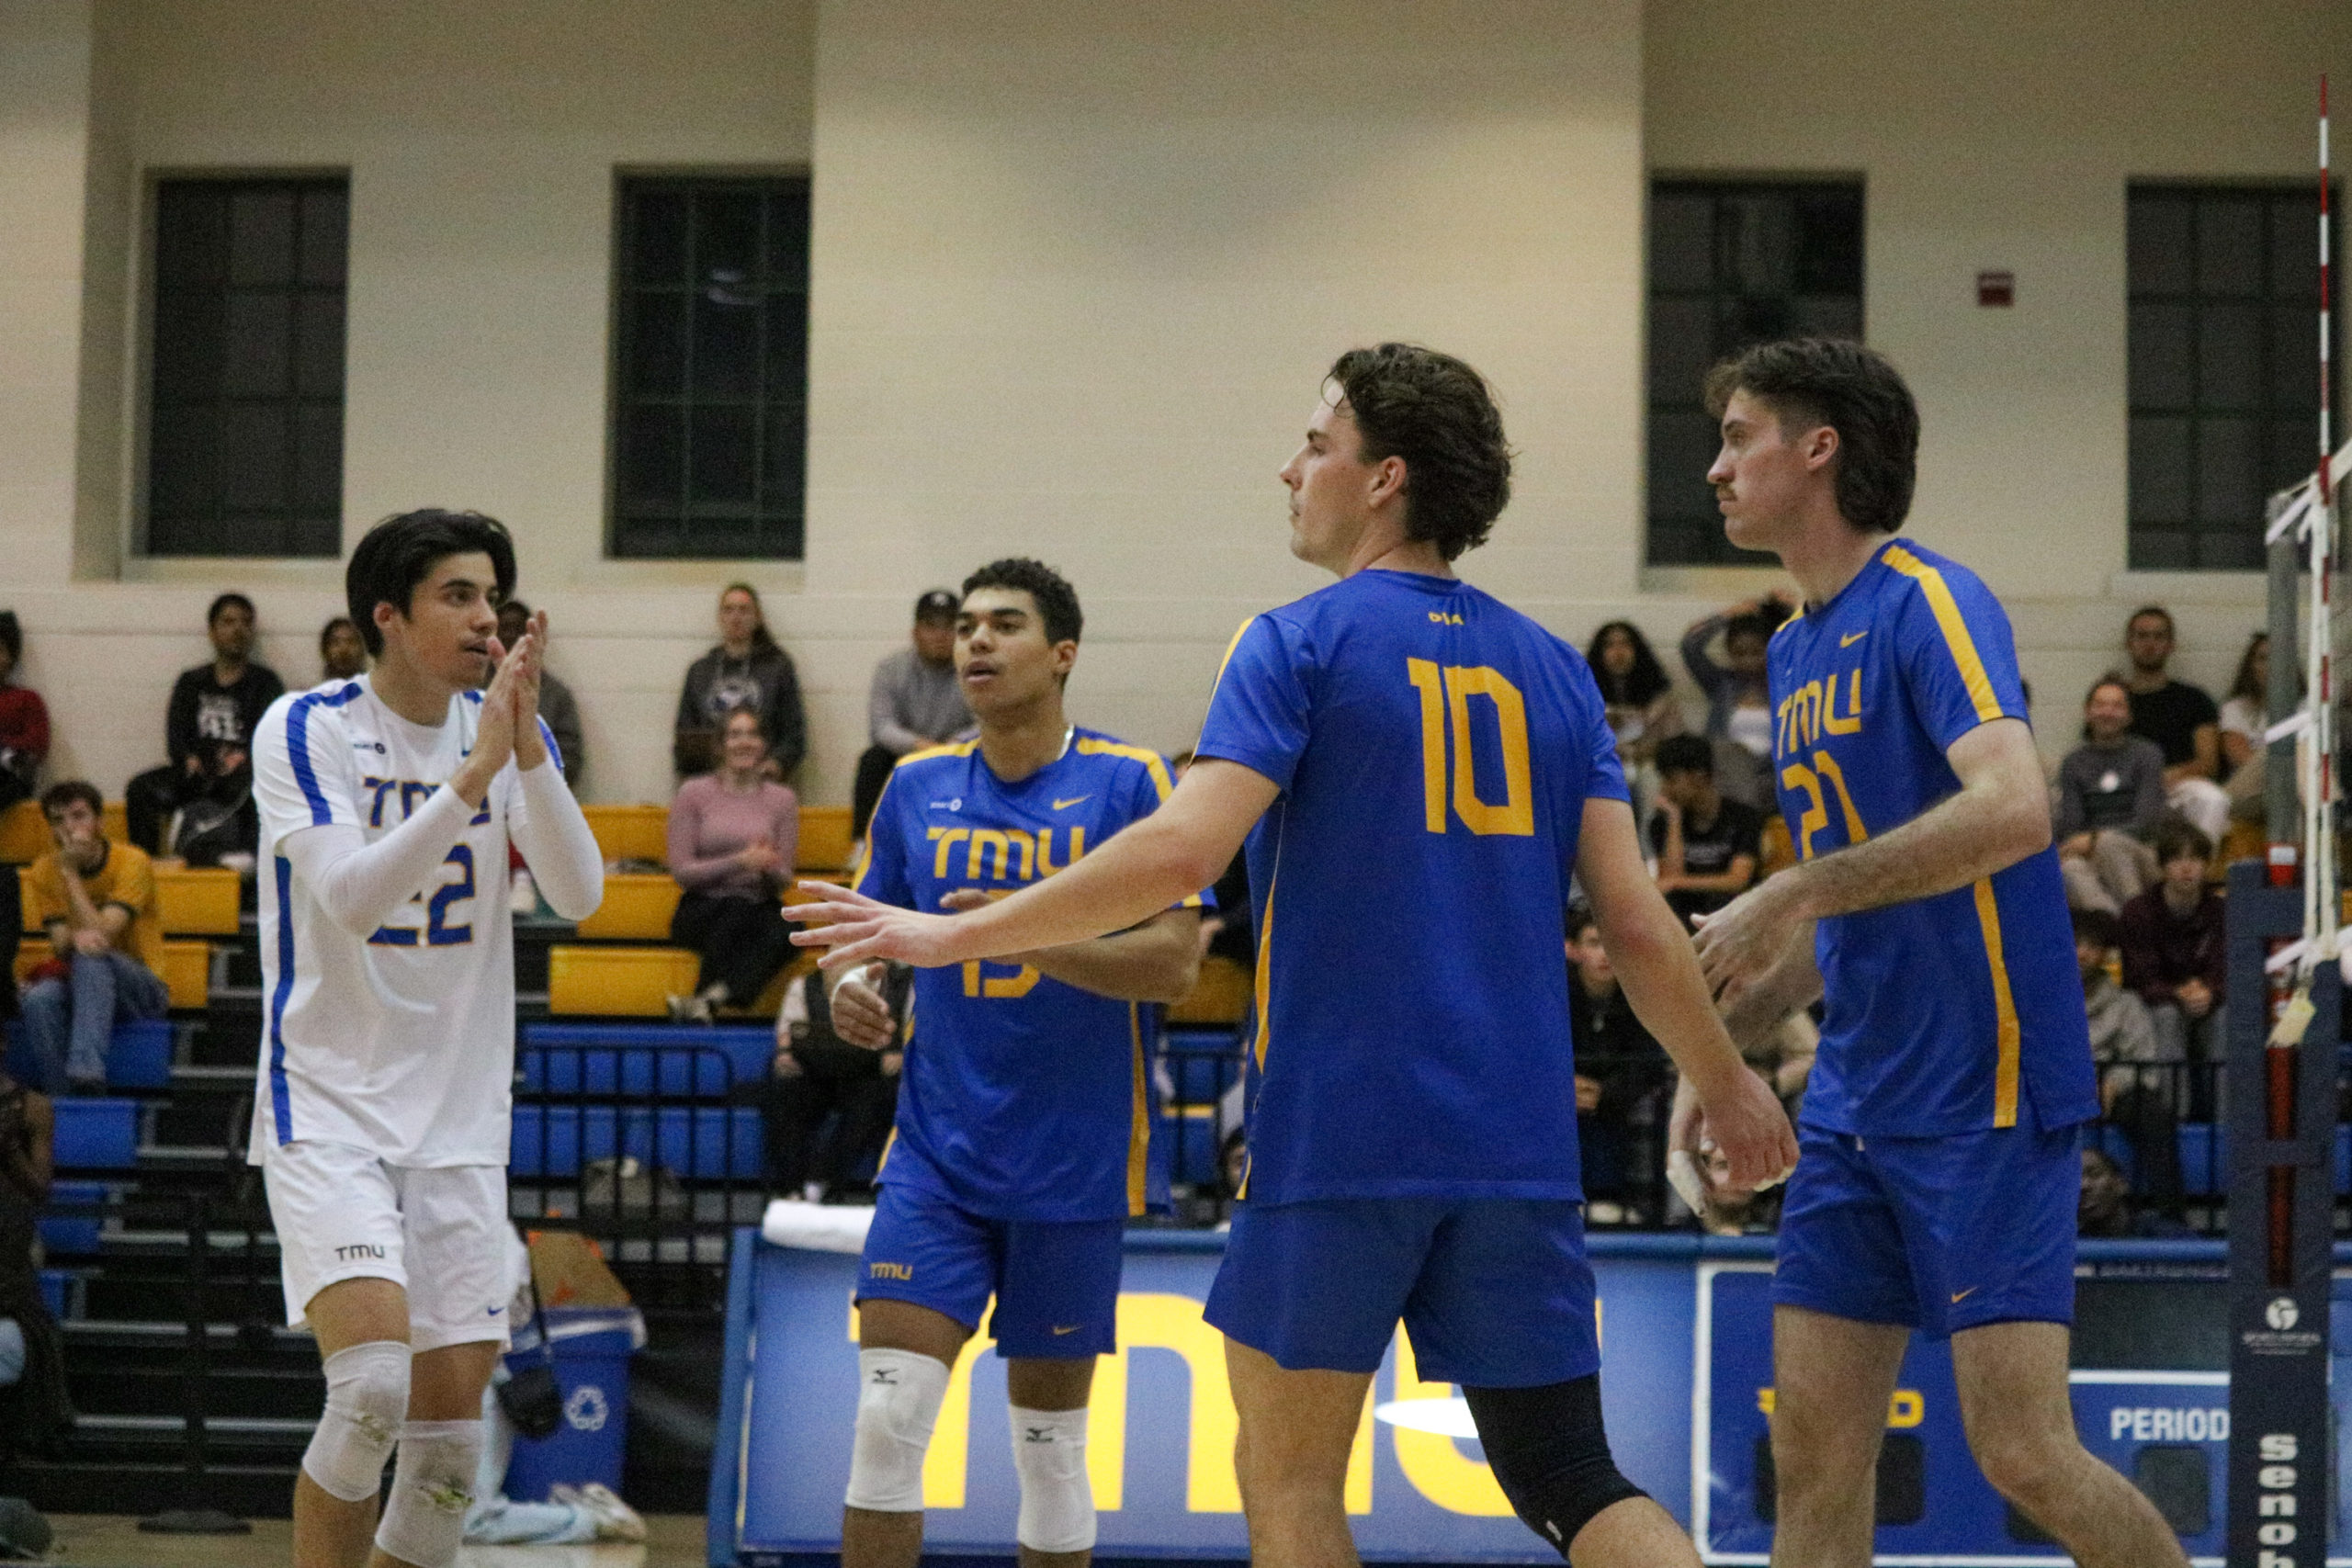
[1949,1287,1978,1303]
[487,1305,504,1316]
[1051,1325,1080,1336]
[1840,631,1868,647]
[1052,796,1091,811]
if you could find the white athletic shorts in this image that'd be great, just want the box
[263,1139,512,1352]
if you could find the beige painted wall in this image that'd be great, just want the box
[5,0,2349,817]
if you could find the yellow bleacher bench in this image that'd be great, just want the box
[103,802,127,844]
[154,866,241,936]
[797,806,854,876]
[581,804,669,866]
[1167,955,1251,1027]
[548,944,699,1017]
[571,873,682,942]
[13,936,207,1010]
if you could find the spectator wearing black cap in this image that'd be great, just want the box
[0,614,47,816]
[851,589,972,840]
[124,592,283,861]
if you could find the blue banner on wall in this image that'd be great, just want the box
[708,1231,2352,1567]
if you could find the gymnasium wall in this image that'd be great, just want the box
[1,0,2348,809]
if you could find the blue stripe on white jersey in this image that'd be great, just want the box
[286,682,365,826]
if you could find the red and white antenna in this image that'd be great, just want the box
[2308,73,2336,962]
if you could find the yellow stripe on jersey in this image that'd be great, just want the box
[1882,546,2004,725]
[1207,618,1255,705]
[1074,736,1177,801]
[1127,1004,1149,1216]
[1972,877,2022,1128]
[895,739,979,768]
[1235,858,1279,1201]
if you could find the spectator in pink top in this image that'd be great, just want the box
[666,705,799,1023]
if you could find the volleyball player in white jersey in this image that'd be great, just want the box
[248,509,604,1568]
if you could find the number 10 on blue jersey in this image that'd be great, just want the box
[1407,659,1532,837]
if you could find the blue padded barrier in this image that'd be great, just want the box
[511,1105,763,1180]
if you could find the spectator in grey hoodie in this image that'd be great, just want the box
[674,582,804,781]
[2054,675,2165,914]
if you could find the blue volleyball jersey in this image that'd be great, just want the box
[1193,569,1628,1205]
[1767,539,2098,1137]
[857,729,1203,1222]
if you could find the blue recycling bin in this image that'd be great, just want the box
[503,1307,642,1501]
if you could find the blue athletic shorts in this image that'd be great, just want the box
[855,1180,1125,1359]
[1772,1119,2084,1340]
[1203,1198,1599,1387]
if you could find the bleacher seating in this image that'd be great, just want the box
[582,804,668,864]
[571,872,682,941]
[13,937,208,1009]
[548,944,700,1016]
[0,799,129,864]
[153,866,240,935]
[797,805,854,874]
[0,1019,172,1092]
[1168,955,1250,1025]
[51,1100,137,1169]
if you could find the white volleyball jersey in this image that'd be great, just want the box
[248,676,549,1167]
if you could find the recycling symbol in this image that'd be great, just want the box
[565,1384,609,1432]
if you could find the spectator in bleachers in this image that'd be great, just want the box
[317,615,368,682]
[673,582,804,782]
[2075,907,2181,1213]
[2216,630,2274,825]
[0,1067,69,1460]
[2120,819,2226,1083]
[1647,734,1763,928]
[1585,621,1681,806]
[762,964,908,1201]
[0,614,47,816]
[2077,1147,2188,1239]
[1680,594,1791,811]
[1566,906,1671,1224]
[2053,675,2165,914]
[2120,605,2230,840]
[1695,1134,1782,1236]
[852,589,971,842]
[18,783,166,1096]
[124,592,283,862]
[665,705,799,1023]
[498,599,584,790]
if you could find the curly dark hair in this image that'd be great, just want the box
[962,558,1082,647]
[1703,338,1920,535]
[1327,344,1513,560]
[1585,620,1670,707]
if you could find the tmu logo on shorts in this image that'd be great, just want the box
[333,1243,388,1262]
[868,1261,913,1280]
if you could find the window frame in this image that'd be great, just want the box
[2124,179,2341,573]
[1644,175,1868,569]
[605,169,812,563]
[137,169,352,561]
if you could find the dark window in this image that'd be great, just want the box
[1646,180,1865,566]
[146,176,347,558]
[611,175,808,559]
[2128,184,2337,570]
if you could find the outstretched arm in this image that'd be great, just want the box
[939,890,1201,1003]
[1576,798,1796,1191]
[788,758,1275,971]
[1693,716,2047,1002]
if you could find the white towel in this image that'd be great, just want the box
[762,1198,876,1255]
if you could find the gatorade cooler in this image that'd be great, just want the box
[504,1306,645,1500]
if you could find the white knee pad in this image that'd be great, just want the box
[1009,1404,1095,1552]
[302,1340,411,1503]
[844,1348,951,1512]
[374,1418,482,1568]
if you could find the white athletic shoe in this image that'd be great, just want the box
[549,1482,647,1543]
